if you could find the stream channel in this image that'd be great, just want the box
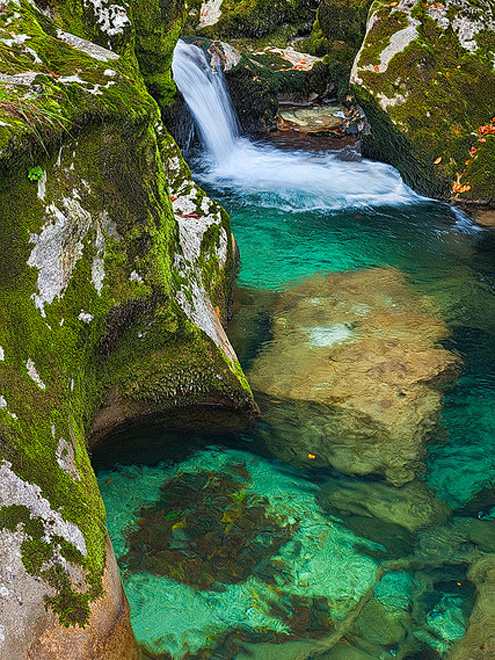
[92,40,495,660]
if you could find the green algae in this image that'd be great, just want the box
[98,448,380,658]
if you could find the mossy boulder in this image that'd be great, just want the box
[0,1,255,658]
[185,0,319,47]
[308,0,372,97]
[350,0,495,203]
[167,39,332,136]
[227,46,332,132]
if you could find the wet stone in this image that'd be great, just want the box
[278,104,345,135]
[249,268,461,485]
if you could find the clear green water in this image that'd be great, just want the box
[95,153,495,660]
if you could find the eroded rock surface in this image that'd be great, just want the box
[0,0,254,657]
[349,0,495,203]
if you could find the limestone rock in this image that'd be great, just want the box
[349,0,495,203]
[249,268,461,484]
[278,104,345,135]
[320,477,450,534]
[0,1,254,657]
[447,555,495,660]
[474,210,495,228]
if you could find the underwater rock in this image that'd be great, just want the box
[100,449,380,658]
[120,468,294,590]
[351,596,409,651]
[319,477,450,544]
[318,642,380,659]
[450,517,495,554]
[249,268,461,485]
[447,554,495,660]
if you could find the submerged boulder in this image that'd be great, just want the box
[447,554,495,660]
[319,477,450,534]
[249,268,461,484]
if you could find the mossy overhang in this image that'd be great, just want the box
[0,0,255,636]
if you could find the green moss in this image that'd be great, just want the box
[461,133,495,203]
[43,565,92,628]
[132,0,187,106]
[358,7,407,67]
[0,0,254,633]
[353,1,495,201]
[311,0,372,97]
[0,505,96,627]
[224,50,330,132]
[193,0,318,42]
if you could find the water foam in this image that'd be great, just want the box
[172,40,422,211]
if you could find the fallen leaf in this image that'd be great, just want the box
[452,181,471,194]
[374,65,380,72]
[434,156,442,164]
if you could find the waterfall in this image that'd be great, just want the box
[171,40,239,163]
[172,40,423,211]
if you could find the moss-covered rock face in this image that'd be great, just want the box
[308,0,372,97]
[350,0,495,203]
[185,0,318,46]
[0,1,254,657]
[225,46,332,132]
[166,38,333,136]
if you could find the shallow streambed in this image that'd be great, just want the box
[93,40,495,660]
[95,180,495,659]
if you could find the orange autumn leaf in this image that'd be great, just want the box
[446,71,450,77]
[434,156,442,164]
[454,129,461,135]
[479,122,495,136]
[374,65,380,72]
[452,181,471,194]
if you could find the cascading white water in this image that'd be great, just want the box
[172,39,422,211]
[172,40,239,163]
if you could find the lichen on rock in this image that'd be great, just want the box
[348,0,495,203]
[0,0,254,657]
